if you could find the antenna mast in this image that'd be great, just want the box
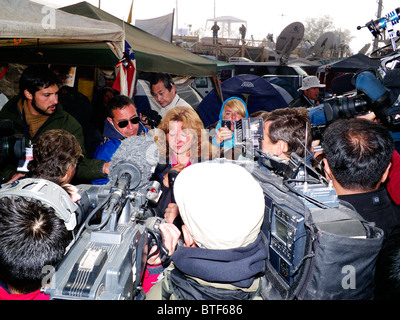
[372,0,384,53]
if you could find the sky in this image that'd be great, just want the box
[32,0,400,54]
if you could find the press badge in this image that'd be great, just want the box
[17,142,33,173]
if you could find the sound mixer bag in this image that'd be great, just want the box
[248,166,384,300]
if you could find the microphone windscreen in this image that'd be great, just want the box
[110,136,159,189]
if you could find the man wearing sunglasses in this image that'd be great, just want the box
[92,95,146,185]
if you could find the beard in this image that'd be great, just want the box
[32,97,56,116]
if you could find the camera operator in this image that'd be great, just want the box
[27,129,83,202]
[0,195,71,300]
[92,95,147,185]
[145,161,267,300]
[0,65,110,184]
[289,76,325,109]
[258,107,313,169]
[322,118,400,238]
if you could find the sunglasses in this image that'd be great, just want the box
[115,116,140,128]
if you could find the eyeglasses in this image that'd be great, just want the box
[115,116,140,128]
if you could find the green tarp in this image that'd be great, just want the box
[0,0,218,77]
[60,1,218,77]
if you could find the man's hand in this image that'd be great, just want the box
[147,223,181,266]
[357,111,376,122]
[102,161,111,175]
[6,173,25,184]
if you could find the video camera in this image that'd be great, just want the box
[0,119,25,166]
[309,70,400,141]
[252,148,340,286]
[45,138,170,300]
[309,7,400,142]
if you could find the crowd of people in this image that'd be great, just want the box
[0,64,399,301]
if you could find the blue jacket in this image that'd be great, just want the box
[212,97,249,149]
[92,119,147,185]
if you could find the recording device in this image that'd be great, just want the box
[234,118,264,156]
[140,109,162,129]
[221,119,231,128]
[309,70,400,140]
[310,8,400,141]
[256,148,342,286]
[0,119,25,166]
[45,136,166,300]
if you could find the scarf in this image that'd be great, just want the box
[172,234,267,288]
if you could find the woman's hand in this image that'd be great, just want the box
[216,127,233,145]
[164,203,179,224]
[163,163,186,187]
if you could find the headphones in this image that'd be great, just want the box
[0,178,78,231]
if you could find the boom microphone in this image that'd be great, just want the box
[109,135,160,190]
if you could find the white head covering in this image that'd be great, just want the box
[174,162,265,250]
[298,76,326,91]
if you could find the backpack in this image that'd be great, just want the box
[247,163,384,300]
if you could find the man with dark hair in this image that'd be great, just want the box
[28,129,83,186]
[93,95,146,185]
[0,64,110,184]
[261,107,312,160]
[323,118,400,237]
[0,196,70,300]
[28,129,83,202]
[150,73,191,118]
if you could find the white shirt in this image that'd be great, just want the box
[159,94,192,118]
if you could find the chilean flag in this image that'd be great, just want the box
[113,40,137,98]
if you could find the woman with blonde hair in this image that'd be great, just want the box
[144,106,218,293]
[212,97,248,150]
[154,106,217,170]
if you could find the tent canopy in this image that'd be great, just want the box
[317,53,381,73]
[196,74,288,128]
[135,12,174,43]
[206,16,247,39]
[0,0,124,57]
[61,2,218,77]
[207,16,247,23]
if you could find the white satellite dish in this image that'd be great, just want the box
[275,22,305,65]
[313,32,336,58]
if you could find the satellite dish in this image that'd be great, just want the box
[358,43,371,55]
[313,32,336,58]
[275,22,304,65]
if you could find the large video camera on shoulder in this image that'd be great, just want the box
[309,70,400,140]
[253,148,381,299]
[256,150,338,285]
[310,7,400,141]
[45,136,169,300]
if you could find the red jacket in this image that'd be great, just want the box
[0,285,49,300]
[387,150,400,205]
